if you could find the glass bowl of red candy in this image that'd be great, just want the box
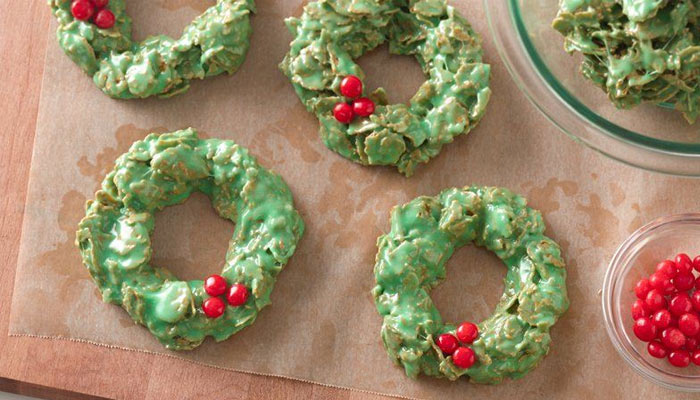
[603,214,700,391]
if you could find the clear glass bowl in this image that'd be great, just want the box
[603,214,700,391]
[484,0,700,177]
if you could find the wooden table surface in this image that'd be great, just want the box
[0,1,388,399]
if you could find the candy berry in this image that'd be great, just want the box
[452,347,476,369]
[679,313,700,337]
[675,253,693,274]
[669,293,693,316]
[661,327,686,350]
[94,9,115,29]
[71,0,95,21]
[436,333,459,355]
[227,283,249,307]
[634,278,651,299]
[686,337,699,352]
[647,340,668,358]
[694,255,700,273]
[656,260,677,278]
[632,299,647,320]
[456,322,479,344]
[693,350,700,366]
[691,291,700,312]
[674,272,695,292]
[649,271,673,294]
[651,309,671,329]
[203,274,227,297]
[202,297,225,318]
[340,75,363,99]
[633,317,657,342]
[644,289,666,312]
[352,97,375,117]
[668,350,691,367]
[93,0,109,8]
[333,102,354,124]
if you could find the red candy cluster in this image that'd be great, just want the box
[71,0,115,29]
[632,253,700,368]
[333,75,376,124]
[435,321,479,369]
[201,274,250,319]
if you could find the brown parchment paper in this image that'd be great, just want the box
[9,0,700,398]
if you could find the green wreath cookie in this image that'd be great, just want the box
[76,128,304,350]
[279,0,491,177]
[553,0,700,122]
[373,186,569,383]
[50,0,255,99]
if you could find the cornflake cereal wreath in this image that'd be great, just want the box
[553,0,700,122]
[373,186,569,383]
[50,0,255,99]
[279,0,491,177]
[76,128,305,350]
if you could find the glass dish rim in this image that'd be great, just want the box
[602,213,700,392]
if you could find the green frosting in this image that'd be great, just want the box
[553,0,700,122]
[279,0,491,176]
[76,129,304,350]
[49,0,255,99]
[372,186,569,383]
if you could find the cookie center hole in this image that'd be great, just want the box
[151,192,234,281]
[125,0,215,42]
[355,43,425,105]
[431,245,505,325]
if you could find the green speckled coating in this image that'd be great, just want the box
[76,129,304,350]
[50,0,254,99]
[279,0,491,176]
[553,0,700,122]
[373,186,569,383]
